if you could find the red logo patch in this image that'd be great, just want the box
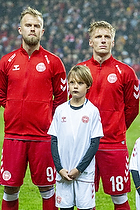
[61,116,66,122]
[82,116,89,123]
[56,196,62,204]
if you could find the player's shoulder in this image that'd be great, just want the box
[77,58,92,66]
[40,46,62,61]
[112,57,135,73]
[0,48,20,63]
[40,47,65,72]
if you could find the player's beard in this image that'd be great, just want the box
[23,36,40,46]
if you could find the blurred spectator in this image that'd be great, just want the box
[0,0,140,78]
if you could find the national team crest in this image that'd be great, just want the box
[107,73,117,83]
[2,170,11,181]
[82,116,89,123]
[36,63,46,72]
[56,196,62,204]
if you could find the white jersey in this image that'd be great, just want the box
[48,99,103,182]
[129,137,140,210]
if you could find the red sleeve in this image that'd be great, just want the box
[51,56,67,115]
[0,58,7,108]
[124,67,139,129]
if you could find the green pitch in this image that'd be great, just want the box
[0,106,139,209]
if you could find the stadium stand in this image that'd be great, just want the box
[0,0,140,77]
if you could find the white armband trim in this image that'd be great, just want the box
[40,187,54,199]
[111,193,128,204]
[3,192,19,201]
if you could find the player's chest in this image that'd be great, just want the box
[7,57,52,83]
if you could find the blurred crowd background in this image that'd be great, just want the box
[0,0,140,79]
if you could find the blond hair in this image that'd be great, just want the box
[88,20,116,39]
[20,7,43,25]
[68,65,93,88]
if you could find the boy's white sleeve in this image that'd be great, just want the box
[48,109,58,137]
[129,138,140,171]
[91,108,104,139]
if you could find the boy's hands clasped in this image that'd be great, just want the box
[59,168,80,181]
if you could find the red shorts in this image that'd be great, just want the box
[0,139,56,187]
[95,146,131,195]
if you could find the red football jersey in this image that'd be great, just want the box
[0,46,67,140]
[78,56,139,145]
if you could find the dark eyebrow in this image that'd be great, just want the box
[25,23,41,28]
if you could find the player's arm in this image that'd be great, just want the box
[0,63,7,108]
[130,170,140,195]
[76,136,100,173]
[124,69,139,129]
[51,58,67,115]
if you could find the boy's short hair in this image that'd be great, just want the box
[20,7,43,25]
[88,20,116,39]
[68,65,93,88]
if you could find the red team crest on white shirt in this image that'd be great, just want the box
[82,116,89,123]
[61,116,66,122]
[56,195,62,204]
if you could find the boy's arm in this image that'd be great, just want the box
[76,137,100,173]
[51,135,73,181]
[130,170,140,195]
[51,135,63,172]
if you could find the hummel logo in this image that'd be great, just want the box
[133,85,139,99]
[61,78,66,84]
[124,176,128,183]
[61,117,66,122]
[134,85,139,92]
[60,85,66,92]
[13,65,20,71]
[134,92,139,99]
[60,78,67,92]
